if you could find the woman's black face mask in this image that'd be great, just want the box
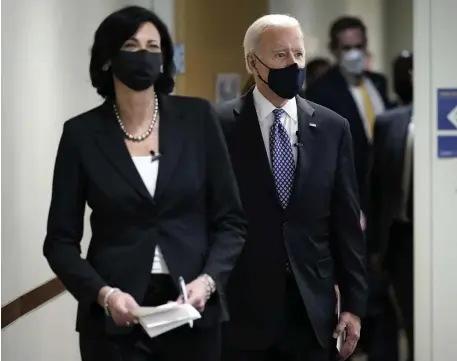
[111,50,162,91]
[254,55,305,99]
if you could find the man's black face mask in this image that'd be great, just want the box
[254,55,305,99]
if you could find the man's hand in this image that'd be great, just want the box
[333,312,361,360]
[176,276,209,312]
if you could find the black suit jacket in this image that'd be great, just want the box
[369,106,412,258]
[305,66,390,212]
[215,91,367,349]
[43,94,247,336]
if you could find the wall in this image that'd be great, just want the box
[0,1,169,360]
[268,0,386,72]
[174,0,268,100]
[383,0,413,97]
[414,0,457,359]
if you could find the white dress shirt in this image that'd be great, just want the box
[132,155,170,274]
[252,86,298,166]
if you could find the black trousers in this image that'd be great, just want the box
[387,222,414,361]
[222,275,336,361]
[349,266,399,361]
[80,275,221,361]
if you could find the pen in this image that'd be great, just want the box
[179,276,193,328]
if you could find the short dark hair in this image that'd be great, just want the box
[329,16,367,49]
[393,50,413,104]
[90,6,175,98]
[305,57,331,84]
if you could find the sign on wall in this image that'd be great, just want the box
[437,88,457,130]
[215,73,241,103]
[437,136,457,158]
[437,88,457,158]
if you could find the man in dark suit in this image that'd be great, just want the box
[216,14,367,361]
[370,51,414,361]
[305,16,390,215]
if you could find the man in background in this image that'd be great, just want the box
[305,16,390,216]
[298,57,331,97]
[370,51,414,361]
[217,14,367,361]
[305,57,331,88]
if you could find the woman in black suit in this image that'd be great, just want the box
[43,6,246,361]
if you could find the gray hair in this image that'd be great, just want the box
[243,14,302,73]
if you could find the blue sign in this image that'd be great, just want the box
[437,88,457,130]
[437,136,457,158]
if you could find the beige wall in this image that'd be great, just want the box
[384,0,413,96]
[174,0,268,100]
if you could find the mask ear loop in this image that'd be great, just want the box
[251,55,269,86]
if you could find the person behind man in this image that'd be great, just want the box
[216,14,367,361]
[298,57,331,97]
[305,57,331,88]
[370,50,414,361]
[305,16,390,215]
[43,6,247,360]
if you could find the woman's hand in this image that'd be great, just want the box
[100,288,139,327]
[176,276,209,312]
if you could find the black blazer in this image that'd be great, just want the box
[305,66,391,212]
[369,106,412,258]
[43,94,247,336]
[215,91,367,349]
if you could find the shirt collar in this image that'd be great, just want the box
[253,86,298,122]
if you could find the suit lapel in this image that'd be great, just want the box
[233,91,280,207]
[153,93,186,201]
[94,101,154,203]
[287,97,318,211]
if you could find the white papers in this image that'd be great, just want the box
[132,302,201,338]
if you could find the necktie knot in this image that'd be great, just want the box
[273,108,285,123]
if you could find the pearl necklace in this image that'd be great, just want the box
[113,93,159,142]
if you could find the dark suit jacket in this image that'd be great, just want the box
[215,90,367,350]
[369,106,412,258]
[43,94,247,337]
[305,66,390,212]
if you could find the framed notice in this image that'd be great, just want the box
[216,73,241,103]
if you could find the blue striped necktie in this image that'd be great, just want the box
[269,108,295,208]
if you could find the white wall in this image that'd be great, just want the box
[0,0,174,360]
[384,0,413,96]
[414,0,457,359]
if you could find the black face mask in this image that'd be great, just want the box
[255,56,305,99]
[111,50,162,91]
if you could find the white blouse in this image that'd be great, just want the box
[132,155,169,274]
